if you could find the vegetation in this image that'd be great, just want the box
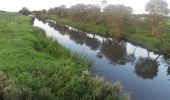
[45,4,133,38]
[0,13,129,100]
[19,7,31,15]
[145,0,169,35]
[34,0,170,55]
[49,15,108,35]
[103,5,133,38]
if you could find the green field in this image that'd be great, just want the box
[39,15,170,55]
[0,13,129,100]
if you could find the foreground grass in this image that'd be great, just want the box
[0,13,129,100]
[39,15,170,55]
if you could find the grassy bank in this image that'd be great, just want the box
[43,15,109,35]
[0,13,129,99]
[40,15,170,55]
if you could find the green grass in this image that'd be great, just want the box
[41,14,170,55]
[47,15,109,35]
[127,27,170,55]
[0,13,129,100]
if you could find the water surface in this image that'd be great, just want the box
[34,19,170,100]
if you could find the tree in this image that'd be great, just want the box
[48,5,68,17]
[145,0,170,35]
[85,5,101,23]
[103,5,133,38]
[19,7,30,16]
[68,4,87,21]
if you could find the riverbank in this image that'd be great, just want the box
[39,15,170,56]
[0,13,129,99]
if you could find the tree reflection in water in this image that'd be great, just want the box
[167,67,170,75]
[167,66,170,84]
[100,39,129,65]
[48,21,68,35]
[47,20,163,76]
[164,57,170,81]
[37,18,47,24]
[84,34,100,51]
[160,55,170,79]
[48,20,134,65]
[127,47,137,65]
[135,57,159,79]
[69,31,86,45]
[163,56,170,76]
[48,21,101,50]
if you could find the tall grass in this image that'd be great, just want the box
[47,15,109,35]
[0,13,129,100]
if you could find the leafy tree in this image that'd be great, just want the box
[19,7,30,16]
[68,4,87,21]
[33,9,47,19]
[145,0,170,35]
[48,5,68,17]
[103,5,133,38]
[85,5,101,23]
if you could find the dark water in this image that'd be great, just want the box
[34,19,170,100]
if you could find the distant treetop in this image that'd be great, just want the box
[19,7,30,16]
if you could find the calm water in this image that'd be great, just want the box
[34,19,170,100]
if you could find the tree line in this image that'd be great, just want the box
[39,4,133,38]
[21,0,170,38]
[46,4,133,25]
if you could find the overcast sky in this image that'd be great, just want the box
[0,0,170,14]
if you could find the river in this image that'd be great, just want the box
[33,18,170,100]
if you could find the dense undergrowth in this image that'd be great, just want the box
[0,13,129,100]
[37,14,170,56]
